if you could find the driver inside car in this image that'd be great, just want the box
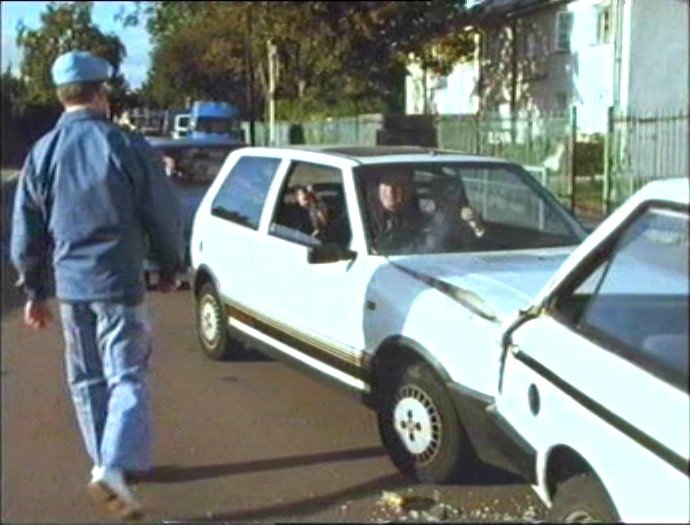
[371,171,428,252]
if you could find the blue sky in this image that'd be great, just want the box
[1,1,151,88]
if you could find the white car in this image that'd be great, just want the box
[189,146,588,481]
[498,177,689,522]
[191,147,586,470]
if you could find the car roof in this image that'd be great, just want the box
[145,136,245,149]
[634,177,690,205]
[242,145,509,165]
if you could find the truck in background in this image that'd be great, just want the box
[118,107,168,136]
[172,101,244,141]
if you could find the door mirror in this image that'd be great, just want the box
[307,243,356,264]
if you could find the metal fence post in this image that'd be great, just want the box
[569,105,577,212]
[603,106,614,216]
[475,113,482,155]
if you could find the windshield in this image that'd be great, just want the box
[158,146,234,184]
[355,162,585,256]
[195,117,234,134]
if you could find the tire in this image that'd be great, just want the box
[377,362,471,483]
[548,473,620,523]
[196,281,232,360]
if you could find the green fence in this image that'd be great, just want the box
[606,109,689,213]
[249,114,383,147]
[243,107,688,224]
[437,111,574,211]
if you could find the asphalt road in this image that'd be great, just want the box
[1,177,544,523]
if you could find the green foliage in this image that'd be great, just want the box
[276,95,385,122]
[123,1,472,120]
[16,1,127,106]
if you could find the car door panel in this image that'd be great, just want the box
[499,315,689,520]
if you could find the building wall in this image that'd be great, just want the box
[568,0,615,133]
[405,49,480,115]
[433,60,480,114]
[625,0,689,112]
[405,0,688,126]
[405,63,426,115]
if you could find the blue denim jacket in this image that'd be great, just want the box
[11,109,184,304]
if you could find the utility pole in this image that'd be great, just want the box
[267,40,277,146]
[244,4,255,145]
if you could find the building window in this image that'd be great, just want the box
[596,4,612,44]
[554,11,573,52]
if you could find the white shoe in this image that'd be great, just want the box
[88,467,143,520]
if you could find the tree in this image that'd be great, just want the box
[123,1,474,119]
[16,1,127,107]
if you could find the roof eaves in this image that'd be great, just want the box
[467,0,572,22]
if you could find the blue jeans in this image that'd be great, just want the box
[60,301,153,473]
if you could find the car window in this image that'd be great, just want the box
[554,207,689,390]
[270,161,352,247]
[159,146,235,184]
[211,156,281,229]
[355,162,583,255]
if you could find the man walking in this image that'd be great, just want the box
[10,51,184,519]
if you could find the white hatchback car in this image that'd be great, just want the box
[189,146,588,481]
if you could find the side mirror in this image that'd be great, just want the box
[307,243,356,264]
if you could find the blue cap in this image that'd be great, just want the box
[51,51,112,86]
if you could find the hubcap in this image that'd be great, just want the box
[199,296,219,347]
[564,510,596,523]
[393,384,441,464]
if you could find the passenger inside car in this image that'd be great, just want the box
[295,186,331,236]
[162,154,186,180]
[427,176,487,249]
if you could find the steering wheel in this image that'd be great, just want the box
[376,224,429,254]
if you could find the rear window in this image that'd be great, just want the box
[158,146,236,184]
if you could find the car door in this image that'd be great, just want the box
[202,154,285,308]
[248,158,381,386]
[497,203,689,520]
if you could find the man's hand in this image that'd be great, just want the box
[460,206,486,238]
[24,300,52,329]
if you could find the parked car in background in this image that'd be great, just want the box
[144,136,245,286]
[499,177,689,522]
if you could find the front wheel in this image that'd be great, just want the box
[196,282,232,360]
[548,473,619,522]
[377,362,472,483]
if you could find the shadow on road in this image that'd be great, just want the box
[1,262,23,318]
[170,458,525,522]
[143,446,387,484]
[1,177,24,318]
[460,461,524,486]
[179,472,407,522]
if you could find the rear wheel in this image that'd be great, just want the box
[377,362,471,483]
[548,473,619,522]
[196,281,232,360]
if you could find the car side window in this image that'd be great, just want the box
[270,161,351,247]
[554,207,689,389]
[211,156,281,229]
